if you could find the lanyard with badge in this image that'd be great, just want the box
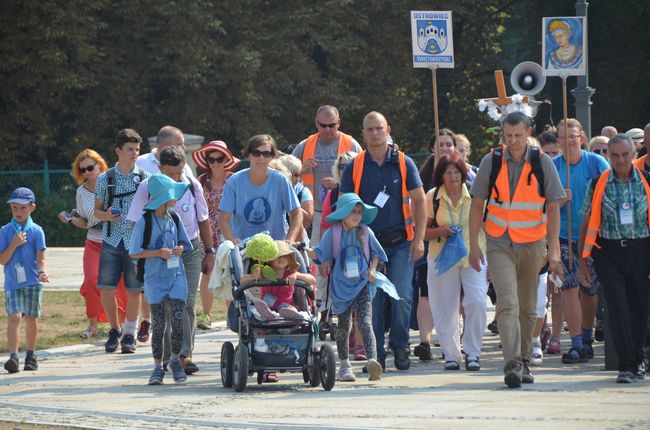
[615,180,634,226]
[11,218,33,283]
[154,213,180,269]
[374,185,390,208]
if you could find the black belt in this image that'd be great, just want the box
[597,237,650,248]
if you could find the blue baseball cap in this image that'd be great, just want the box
[7,187,36,205]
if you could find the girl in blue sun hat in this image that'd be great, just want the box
[307,193,399,383]
[129,173,193,386]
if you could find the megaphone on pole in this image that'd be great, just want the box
[510,61,546,95]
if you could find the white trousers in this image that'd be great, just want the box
[536,272,548,318]
[427,257,488,361]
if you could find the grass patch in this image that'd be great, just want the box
[0,291,227,354]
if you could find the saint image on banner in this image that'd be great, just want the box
[542,16,586,76]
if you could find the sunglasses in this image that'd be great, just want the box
[593,148,608,155]
[250,149,274,158]
[79,164,97,173]
[207,155,226,164]
[317,122,338,129]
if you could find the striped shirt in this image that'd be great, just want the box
[581,169,650,240]
[76,185,103,243]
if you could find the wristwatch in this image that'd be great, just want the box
[204,247,216,254]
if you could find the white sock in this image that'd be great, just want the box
[340,358,351,369]
[124,319,138,337]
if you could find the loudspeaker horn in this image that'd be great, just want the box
[510,61,546,95]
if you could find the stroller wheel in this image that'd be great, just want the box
[320,343,336,391]
[257,371,264,385]
[233,344,249,392]
[329,323,338,341]
[220,341,234,388]
[318,323,327,341]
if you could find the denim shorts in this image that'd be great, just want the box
[5,284,43,317]
[97,241,142,292]
[560,240,600,296]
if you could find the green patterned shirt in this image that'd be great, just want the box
[581,169,649,240]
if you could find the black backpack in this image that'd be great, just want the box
[136,210,181,283]
[483,146,545,222]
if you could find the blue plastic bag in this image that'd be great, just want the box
[434,226,467,275]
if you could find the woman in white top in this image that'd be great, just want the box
[58,149,127,338]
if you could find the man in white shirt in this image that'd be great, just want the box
[137,125,195,178]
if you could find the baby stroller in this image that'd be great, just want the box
[220,242,336,392]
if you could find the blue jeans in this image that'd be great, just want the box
[372,240,414,359]
[97,241,141,292]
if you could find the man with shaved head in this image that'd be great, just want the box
[600,126,618,139]
[137,125,194,178]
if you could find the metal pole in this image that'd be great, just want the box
[431,66,440,171]
[43,158,51,201]
[562,75,572,270]
[571,0,596,139]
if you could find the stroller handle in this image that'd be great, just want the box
[233,279,315,301]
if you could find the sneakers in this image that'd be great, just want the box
[504,360,523,388]
[531,345,544,366]
[522,359,534,384]
[120,334,136,354]
[105,328,122,353]
[488,320,499,334]
[182,357,199,375]
[169,358,187,383]
[546,338,561,355]
[137,320,150,343]
[362,357,385,373]
[413,342,433,361]
[24,355,38,371]
[4,357,19,374]
[616,371,636,384]
[148,367,165,385]
[337,366,356,382]
[196,314,211,330]
[561,347,589,364]
[393,348,411,371]
[367,359,383,381]
[465,356,480,371]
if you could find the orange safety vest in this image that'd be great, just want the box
[350,150,414,241]
[485,150,547,243]
[582,168,650,258]
[633,154,647,171]
[302,132,353,195]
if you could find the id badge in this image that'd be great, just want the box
[16,264,26,284]
[344,258,360,278]
[619,207,633,225]
[373,190,389,208]
[167,256,180,269]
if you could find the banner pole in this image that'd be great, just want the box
[432,66,441,171]
[562,73,572,270]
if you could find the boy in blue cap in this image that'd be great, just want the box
[0,187,48,373]
[129,174,193,385]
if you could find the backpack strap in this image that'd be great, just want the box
[483,147,503,222]
[105,167,116,236]
[431,186,442,242]
[136,210,154,282]
[330,186,340,210]
[527,146,546,198]
[332,223,342,264]
[360,224,370,263]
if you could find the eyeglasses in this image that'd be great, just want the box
[250,149,274,158]
[207,155,226,164]
[593,148,608,155]
[317,122,338,129]
[79,164,97,173]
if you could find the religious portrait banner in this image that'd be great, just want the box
[542,16,587,76]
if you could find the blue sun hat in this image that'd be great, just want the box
[144,174,190,210]
[325,193,377,225]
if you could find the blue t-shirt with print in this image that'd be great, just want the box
[0,222,46,291]
[219,168,300,240]
[553,151,609,241]
[129,211,193,304]
[339,149,422,234]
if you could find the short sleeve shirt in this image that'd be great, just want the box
[76,185,103,242]
[0,223,46,291]
[339,149,423,234]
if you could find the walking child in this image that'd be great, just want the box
[307,193,388,382]
[0,188,48,373]
[129,174,193,385]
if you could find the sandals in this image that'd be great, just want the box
[444,360,460,370]
[465,356,481,371]
[79,327,97,339]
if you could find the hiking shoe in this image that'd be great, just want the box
[583,342,594,359]
[522,360,535,384]
[546,338,561,355]
[148,367,165,385]
[121,334,136,354]
[561,347,588,364]
[504,360,523,388]
[362,357,385,373]
[4,357,19,374]
[616,371,636,384]
[465,356,480,371]
[413,342,433,361]
[594,320,605,342]
[182,357,199,375]
[394,348,411,371]
[337,366,356,382]
[196,314,211,330]
[487,320,499,334]
[444,360,460,370]
[24,355,38,371]
[105,328,121,353]
[367,359,383,381]
[137,320,150,343]
[169,359,187,383]
[531,345,543,366]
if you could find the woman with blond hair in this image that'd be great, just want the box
[58,149,127,338]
